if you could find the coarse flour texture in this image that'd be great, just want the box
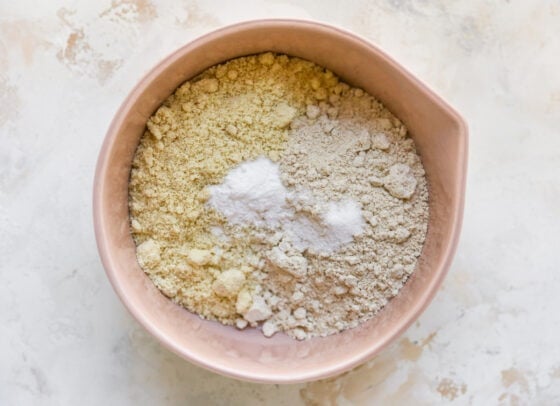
[129,53,429,340]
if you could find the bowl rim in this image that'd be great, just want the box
[93,18,468,383]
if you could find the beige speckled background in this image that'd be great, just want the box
[1,1,559,404]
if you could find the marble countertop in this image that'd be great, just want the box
[1,1,559,404]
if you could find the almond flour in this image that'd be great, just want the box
[128,53,429,339]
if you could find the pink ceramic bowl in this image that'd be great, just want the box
[94,20,467,383]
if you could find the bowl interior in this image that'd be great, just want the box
[94,20,467,383]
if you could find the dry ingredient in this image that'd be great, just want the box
[207,157,365,254]
[129,52,429,340]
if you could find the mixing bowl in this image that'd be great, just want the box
[93,19,468,383]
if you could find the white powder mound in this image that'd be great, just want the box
[285,200,364,253]
[207,157,290,228]
[208,157,365,254]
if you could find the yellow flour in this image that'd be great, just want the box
[129,53,339,324]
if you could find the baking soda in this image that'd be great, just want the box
[208,157,365,254]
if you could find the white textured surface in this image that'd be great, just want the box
[1,1,559,404]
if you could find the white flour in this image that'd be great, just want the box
[208,157,290,228]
